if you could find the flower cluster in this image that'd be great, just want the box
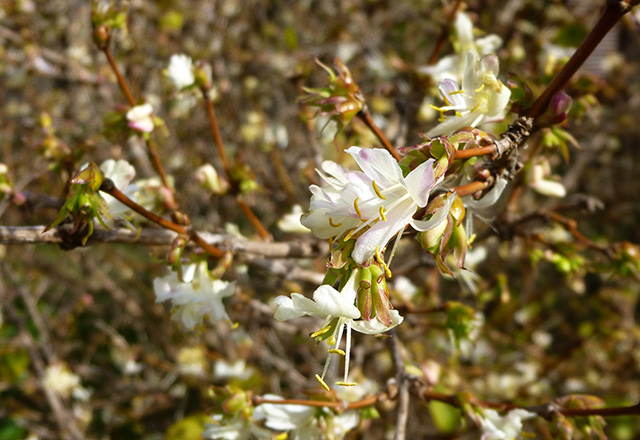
[154,262,235,330]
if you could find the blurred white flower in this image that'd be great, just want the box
[259,394,359,440]
[427,51,511,138]
[167,54,195,89]
[154,262,235,329]
[196,163,228,195]
[202,413,271,440]
[42,363,85,400]
[527,160,566,198]
[419,12,502,83]
[213,359,253,381]
[277,205,309,233]
[479,408,536,440]
[126,103,154,133]
[302,146,443,264]
[176,346,207,377]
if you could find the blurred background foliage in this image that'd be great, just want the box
[1,0,640,438]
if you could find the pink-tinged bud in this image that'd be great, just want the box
[222,390,248,414]
[11,192,27,207]
[167,236,187,266]
[549,91,572,117]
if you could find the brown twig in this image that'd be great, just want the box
[358,108,402,161]
[426,0,464,66]
[100,180,225,258]
[524,0,635,120]
[200,88,272,241]
[102,47,136,107]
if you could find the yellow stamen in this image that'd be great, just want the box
[429,104,445,112]
[378,206,387,222]
[353,197,363,218]
[470,102,482,113]
[329,217,343,227]
[335,381,358,387]
[375,246,393,278]
[475,83,485,93]
[275,433,288,440]
[449,90,465,95]
[231,322,239,330]
[310,325,332,339]
[372,180,387,199]
[343,228,356,242]
[455,111,462,118]
[315,374,331,391]
[327,336,336,345]
[328,348,346,355]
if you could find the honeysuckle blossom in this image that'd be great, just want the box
[302,146,446,264]
[202,412,271,440]
[167,53,195,89]
[274,269,402,386]
[154,262,235,329]
[126,103,154,133]
[419,12,502,83]
[99,159,137,220]
[479,408,537,440]
[259,394,359,440]
[277,204,309,233]
[427,50,511,138]
[527,161,566,198]
[42,363,89,401]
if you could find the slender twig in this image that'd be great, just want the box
[102,47,136,107]
[100,180,225,258]
[389,330,410,440]
[202,92,232,179]
[426,0,464,66]
[358,108,402,161]
[524,0,635,120]
[200,88,271,240]
[1,225,328,258]
[453,180,489,198]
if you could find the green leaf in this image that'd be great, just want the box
[428,399,462,434]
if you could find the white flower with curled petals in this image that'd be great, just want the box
[427,50,511,138]
[274,269,402,387]
[167,54,195,89]
[301,146,444,264]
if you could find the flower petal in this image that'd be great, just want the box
[312,285,360,319]
[351,310,403,334]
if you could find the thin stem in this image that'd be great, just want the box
[427,0,464,66]
[101,47,176,205]
[237,197,272,241]
[358,108,402,161]
[453,180,489,198]
[200,88,271,241]
[202,90,231,179]
[524,1,631,120]
[454,145,496,160]
[102,47,136,107]
[100,181,225,257]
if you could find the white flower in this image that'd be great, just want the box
[153,262,235,329]
[99,159,137,220]
[479,409,536,440]
[196,163,228,195]
[427,50,511,138]
[42,363,82,399]
[167,54,195,89]
[176,346,206,377]
[419,12,502,83]
[259,394,359,440]
[273,269,402,385]
[527,161,566,198]
[202,413,271,440]
[302,146,444,264]
[213,359,252,381]
[277,205,309,233]
[126,103,154,133]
